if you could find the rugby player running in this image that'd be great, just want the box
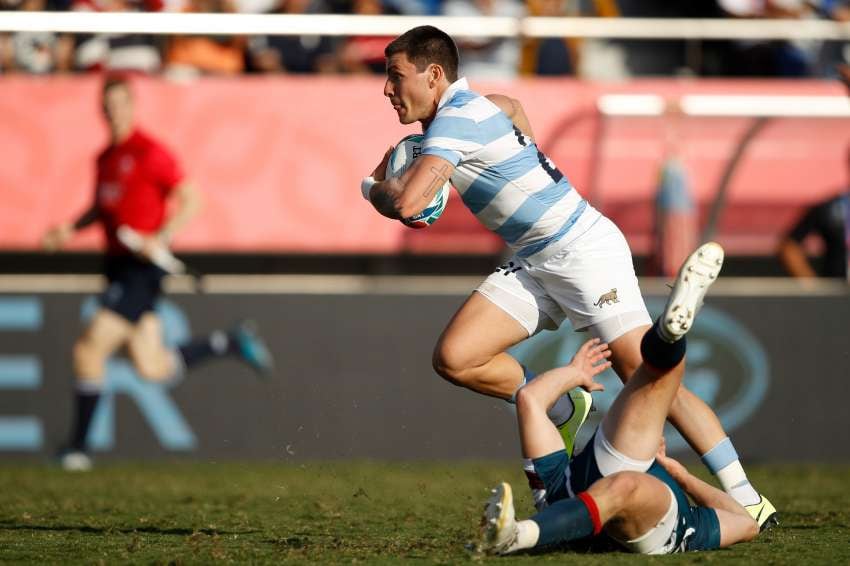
[43,75,274,471]
[361,25,775,529]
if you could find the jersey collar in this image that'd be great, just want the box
[437,77,470,110]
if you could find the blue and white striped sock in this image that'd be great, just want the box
[702,437,760,506]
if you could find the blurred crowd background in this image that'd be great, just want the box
[1,1,848,281]
[1,0,848,79]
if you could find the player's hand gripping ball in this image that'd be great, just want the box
[385,134,452,229]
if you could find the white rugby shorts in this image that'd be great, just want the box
[476,212,651,344]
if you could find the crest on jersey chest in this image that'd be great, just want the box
[119,155,135,175]
[97,182,123,205]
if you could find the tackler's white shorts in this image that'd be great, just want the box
[476,212,651,344]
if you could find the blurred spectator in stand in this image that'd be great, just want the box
[383,0,436,14]
[648,107,698,277]
[520,0,575,75]
[164,0,246,77]
[777,146,849,279]
[717,0,815,76]
[520,0,622,77]
[72,0,164,73]
[334,0,395,74]
[839,62,850,91]
[246,0,338,73]
[442,0,525,79]
[0,0,75,73]
[815,0,849,78]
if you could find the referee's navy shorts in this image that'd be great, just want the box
[100,254,166,323]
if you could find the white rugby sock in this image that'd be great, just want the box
[702,438,760,506]
[510,520,540,553]
[716,461,760,506]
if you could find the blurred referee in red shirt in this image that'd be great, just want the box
[42,76,274,471]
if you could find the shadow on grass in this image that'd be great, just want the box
[0,521,259,537]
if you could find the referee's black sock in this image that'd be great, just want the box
[177,330,231,369]
[70,387,101,452]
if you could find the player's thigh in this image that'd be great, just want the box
[591,472,672,543]
[434,262,561,369]
[434,293,528,371]
[77,308,134,358]
[599,474,682,554]
[602,323,650,383]
[534,216,651,342]
[601,360,685,461]
[74,309,134,378]
[127,312,173,380]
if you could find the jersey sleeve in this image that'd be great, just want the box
[421,114,483,166]
[145,143,184,192]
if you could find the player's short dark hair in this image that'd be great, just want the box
[385,26,459,82]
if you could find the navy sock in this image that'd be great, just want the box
[177,331,231,369]
[71,391,100,451]
[640,321,687,371]
[531,494,598,547]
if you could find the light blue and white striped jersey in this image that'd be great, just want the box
[422,78,592,259]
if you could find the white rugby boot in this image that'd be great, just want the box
[479,482,520,555]
[659,242,724,343]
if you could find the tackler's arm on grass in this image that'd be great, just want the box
[656,444,759,547]
[364,149,455,221]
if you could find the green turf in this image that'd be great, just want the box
[0,462,847,564]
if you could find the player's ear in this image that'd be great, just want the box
[428,63,442,88]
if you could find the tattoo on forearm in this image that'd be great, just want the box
[423,163,450,199]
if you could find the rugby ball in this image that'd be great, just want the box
[385,134,451,229]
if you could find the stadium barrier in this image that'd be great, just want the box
[2,13,849,40]
[1,76,847,256]
[0,276,847,461]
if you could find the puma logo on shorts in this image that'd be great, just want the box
[594,288,619,308]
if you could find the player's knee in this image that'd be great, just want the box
[605,472,642,508]
[130,353,170,382]
[432,342,463,382]
[432,344,479,387]
[73,339,106,378]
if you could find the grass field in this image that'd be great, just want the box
[0,461,848,564]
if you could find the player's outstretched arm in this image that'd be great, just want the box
[516,339,609,459]
[656,448,759,547]
[485,94,536,141]
[366,153,455,220]
[777,237,817,278]
[42,204,100,251]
